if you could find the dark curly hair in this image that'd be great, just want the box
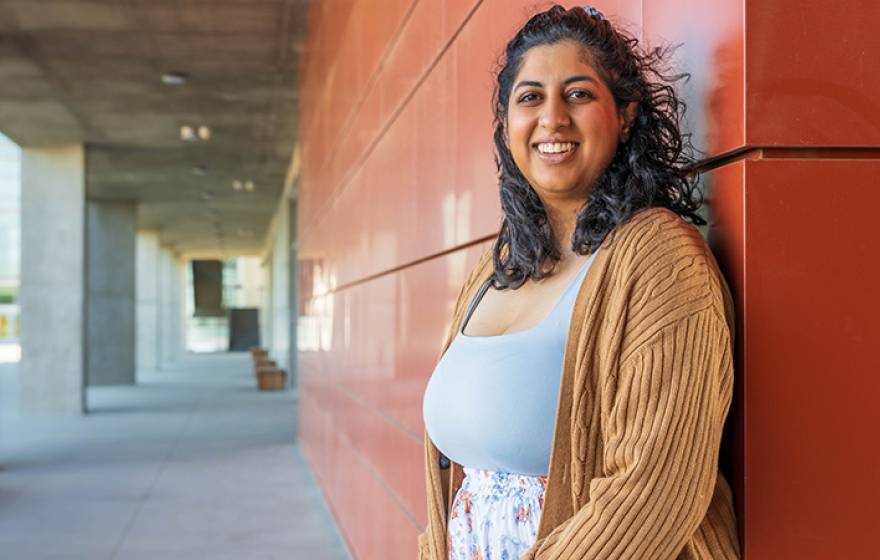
[490,4,704,289]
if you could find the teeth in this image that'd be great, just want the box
[537,142,575,154]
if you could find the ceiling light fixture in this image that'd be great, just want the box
[161,71,189,85]
[180,124,211,142]
[232,180,243,191]
[244,180,255,192]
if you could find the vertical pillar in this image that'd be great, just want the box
[260,258,273,354]
[288,196,299,390]
[271,203,290,373]
[136,230,160,372]
[172,254,184,360]
[158,247,184,368]
[19,145,85,414]
[85,201,135,385]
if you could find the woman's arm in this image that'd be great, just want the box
[522,298,734,559]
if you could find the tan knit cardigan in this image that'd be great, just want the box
[418,207,741,559]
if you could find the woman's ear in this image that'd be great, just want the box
[619,101,638,140]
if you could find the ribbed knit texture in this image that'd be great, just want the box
[418,207,741,559]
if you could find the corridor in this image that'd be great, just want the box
[0,353,351,560]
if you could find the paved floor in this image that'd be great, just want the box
[0,353,352,560]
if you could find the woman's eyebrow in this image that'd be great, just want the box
[513,75,597,92]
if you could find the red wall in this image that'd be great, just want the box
[295,1,880,558]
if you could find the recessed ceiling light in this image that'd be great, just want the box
[244,180,255,192]
[161,72,189,85]
[180,124,210,142]
[232,180,242,190]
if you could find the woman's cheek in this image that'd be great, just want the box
[507,111,532,143]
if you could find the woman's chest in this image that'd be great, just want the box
[463,255,593,337]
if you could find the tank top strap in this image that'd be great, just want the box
[461,279,491,335]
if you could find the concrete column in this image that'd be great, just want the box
[288,196,298,390]
[158,248,184,368]
[157,248,170,367]
[85,201,135,386]
[136,230,160,372]
[271,203,290,373]
[19,145,85,414]
[172,255,184,359]
[260,258,272,353]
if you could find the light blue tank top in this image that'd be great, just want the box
[422,250,599,476]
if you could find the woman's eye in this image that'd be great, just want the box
[519,93,539,103]
[569,90,593,100]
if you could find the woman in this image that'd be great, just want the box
[420,5,740,560]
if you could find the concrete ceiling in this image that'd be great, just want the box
[0,0,308,256]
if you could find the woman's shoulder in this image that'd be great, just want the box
[612,206,715,272]
[610,206,735,332]
[615,206,703,247]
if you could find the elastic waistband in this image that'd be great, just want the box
[461,467,547,499]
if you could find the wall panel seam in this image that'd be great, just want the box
[301,0,421,174]
[308,234,496,298]
[309,0,486,231]
[694,146,880,175]
[330,378,425,443]
[317,0,422,174]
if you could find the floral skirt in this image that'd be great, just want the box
[447,467,547,560]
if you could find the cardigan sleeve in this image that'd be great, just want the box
[521,305,734,560]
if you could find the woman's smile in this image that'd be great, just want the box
[533,141,579,164]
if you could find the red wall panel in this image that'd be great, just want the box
[746,1,880,147]
[296,0,879,558]
[742,157,880,558]
[701,156,880,558]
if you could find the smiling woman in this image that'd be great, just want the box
[507,45,632,205]
[491,4,702,290]
[420,4,741,560]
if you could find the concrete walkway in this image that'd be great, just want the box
[0,353,351,560]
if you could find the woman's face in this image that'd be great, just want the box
[506,40,632,202]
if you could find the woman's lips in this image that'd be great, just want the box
[533,144,578,164]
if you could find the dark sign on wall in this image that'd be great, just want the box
[192,260,224,317]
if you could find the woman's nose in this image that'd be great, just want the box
[539,98,571,129]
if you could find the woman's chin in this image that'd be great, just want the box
[531,179,582,196]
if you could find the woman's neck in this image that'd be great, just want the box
[544,201,583,262]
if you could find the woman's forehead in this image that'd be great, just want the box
[515,41,604,85]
